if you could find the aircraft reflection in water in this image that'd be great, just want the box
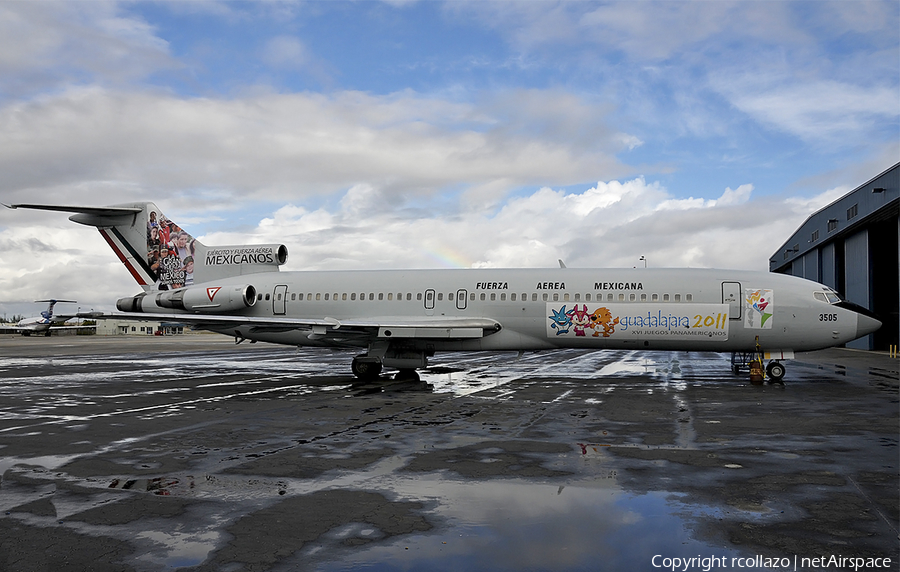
[8,202,881,382]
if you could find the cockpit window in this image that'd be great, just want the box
[814,291,842,304]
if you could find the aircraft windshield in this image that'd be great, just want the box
[814,291,842,304]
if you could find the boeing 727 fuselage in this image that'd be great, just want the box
[8,202,881,382]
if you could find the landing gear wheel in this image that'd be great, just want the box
[766,361,785,384]
[351,357,382,380]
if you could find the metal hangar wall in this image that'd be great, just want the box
[769,162,899,351]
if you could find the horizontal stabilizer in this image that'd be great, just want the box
[6,204,142,217]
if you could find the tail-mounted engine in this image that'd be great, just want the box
[117,284,257,314]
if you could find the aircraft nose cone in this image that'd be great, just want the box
[856,313,882,338]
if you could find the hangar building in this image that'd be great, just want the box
[770,162,898,351]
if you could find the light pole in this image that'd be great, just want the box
[639,256,647,268]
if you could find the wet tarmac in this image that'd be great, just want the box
[0,334,897,571]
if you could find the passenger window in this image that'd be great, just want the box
[397,293,402,300]
[574,293,580,301]
[629,293,635,301]
[586,293,591,301]
[342,293,347,301]
[417,293,422,301]
[438,293,443,301]
[489,293,495,301]
[470,293,475,301]
[500,293,506,301]
[266,294,271,301]
[378,293,384,301]
[663,294,670,301]
[388,293,393,301]
[369,293,375,301]
[324,293,329,300]
[640,294,646,301]
[333,293,338,301]
[686,294,692,302]
[511,293,517,301]
[291,293,296,301]
[407,293,412,301]
[449,292,454,301]
[563,293,569,301]
[277,294,282,300]
[618,293,624,301]
[542,293,548,301]
[521,293,527,301]
[674,294,681,302]
[552,293,558,301]
[258,294,263,301]
[351,293,356,301]
[652,294,658,301]
[532,293,538,301]
[316,293,321,301]
[607,293,613,301]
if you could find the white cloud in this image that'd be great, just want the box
[0,2,176,96]
[0,86,634,208]
[179,177,818,278]
[712,74,899,143]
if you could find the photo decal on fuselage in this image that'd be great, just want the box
[547,303,730,341]
[146,206,196,291]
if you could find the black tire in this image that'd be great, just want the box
[351,358,382,380]
[766,361,785,382]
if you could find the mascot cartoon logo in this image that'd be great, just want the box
[589,307,619,338]
[570,304,591,337]
[549,305,573,335]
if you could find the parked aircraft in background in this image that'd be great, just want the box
[7,202,881,381]
[13,299,81,336]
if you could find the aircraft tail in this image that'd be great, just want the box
[36,299,77,320]
[8,202,288,291]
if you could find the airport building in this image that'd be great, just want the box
[95,319,186,336]
[770,162,899,350]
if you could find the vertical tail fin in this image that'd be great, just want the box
[68,202,204,291]
[9,202,288,291]
[35,299,77,320]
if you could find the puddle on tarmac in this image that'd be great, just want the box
[288,478,767,572]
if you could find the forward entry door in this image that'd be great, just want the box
[722,281,741,320]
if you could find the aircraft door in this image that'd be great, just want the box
[274,284,288,315]
[456,289,468,310]
[424,289,435,316]
[722,281,741,320]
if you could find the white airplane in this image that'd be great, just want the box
[13,299,79,336]
[7,202,881,382]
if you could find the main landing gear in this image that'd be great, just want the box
[351,351,426,382]
[351,355,383,380]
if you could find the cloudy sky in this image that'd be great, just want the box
[0,0,897,317]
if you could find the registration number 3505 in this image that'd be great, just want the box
[819,313,838,322]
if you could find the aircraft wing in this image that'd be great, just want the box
[78,312,501,340]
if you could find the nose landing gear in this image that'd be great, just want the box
[765,361,785,384]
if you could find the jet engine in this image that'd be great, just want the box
[117,284,257,314]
